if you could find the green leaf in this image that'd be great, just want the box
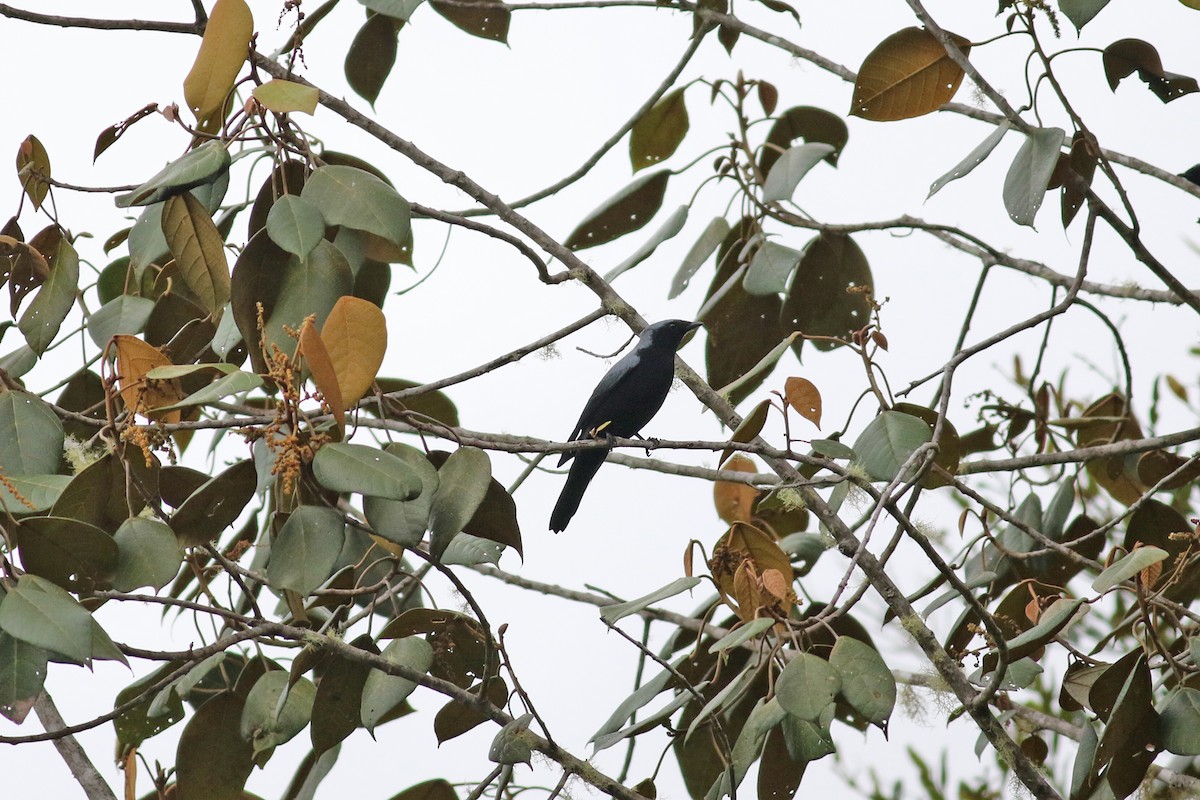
[266,506,345,596]
[170,459,258,547]
[591,656,687,743]
[710,698,788,797]
[489,712,534,765]
[364,443,441,548]
[927,122,1010,198]
[266,194,326,258]
[434,677,507,744]
[113,518,183,592]
[1002,127,1064,227]
[428,446,492,559]
[116,141,231,207]
[1059,0,1111,30]
[152,369,263,412]
[430,0,510,42]
[0,345,36,378]
[761,143,835,203]
[781,232,873,349]
[17,516,119,592]
[360,0,424,19]
[0,575,95,663]
[630,87,689,171]
[302,165,411,249]
[1092,546,1168,592]
[114,662,187,750]
[161,192,231,316]
[1160,688,1200,755]
[714,331,801,399]
[360,636,433,733]
[592,683,702,753]
[260,241,354,361]
[86,294,155,348]
[776,652,841,720]
[175,692,255,799]
[829,636,896,730]
[440,533,505,566]
[19,236,78,356]
[564,170,670,251]
[240,671,316,758]
[852,410,933,482]
[599,577,701,624]
[1003,597,1088,661]
[312,443,423,501]
[252,79,319,115]
[603,204,688,283]
[781,704,836,762]
[758,106,848,176]
[669,216,730,299]
[0,474,70,515]
[743,241,802,296]
[311,634,377,754]
[710,618,775,653]
[810,438,855,460]
[345,14,401,106]
[0,632,47,724]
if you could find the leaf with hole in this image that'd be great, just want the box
[183,0,254,123]
[1003,127,1064,227]
[850,27,971,120]
[564,171,670,251]
[761,143,835,203]
[630,87,689,172]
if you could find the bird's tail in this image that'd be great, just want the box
[549,448,606,532]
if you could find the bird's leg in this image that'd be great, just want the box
[631,433,659,455]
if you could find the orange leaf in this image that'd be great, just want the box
[784,376,822,428]
[850,27,971,121]
[183,0,254,123]
[320,296,387,406]
[299,318,345,432]
[714,455,760,523]
[113,335,183,423]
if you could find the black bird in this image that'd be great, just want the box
[550,319,702,532]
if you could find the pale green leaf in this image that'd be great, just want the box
[599,577,701,624]
[312,443,423,501]
[360,636,433,733]
[428,447,492,559]
[113,518,183,592]
[1002,127,1064,227]
[266,506,345,595]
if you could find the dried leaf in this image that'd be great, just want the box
[783,376,821,428]
[850,27,971,120]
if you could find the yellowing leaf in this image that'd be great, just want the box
[321,296,387,407]
[252,79,320,115]
[714,455,760,523]
[784,376,822,428]
[630,87,689,172]
[850,27,971,121]
[184,0,254,123]
[299,318,345,433]
[113,335,183,423]
[161,192,230,316]
[15,135,50,211]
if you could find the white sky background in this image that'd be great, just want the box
[1,0,1199,797]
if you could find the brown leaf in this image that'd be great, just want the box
[714,455,760,523]
[850,27,971,121]
[321,296,387,406]
[783,376,821,428]
[15,135,50,211]
[299,317,345,432]
[113,335,183,423]
[183,0,254,124]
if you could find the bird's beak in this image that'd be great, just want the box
[681,321,702,346]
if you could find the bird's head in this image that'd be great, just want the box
[639,319,702,350]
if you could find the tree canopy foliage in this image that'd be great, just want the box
[1,0,1199,799]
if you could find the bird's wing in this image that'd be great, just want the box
[557,348,644,465]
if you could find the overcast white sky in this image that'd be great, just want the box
[1,0,1198,797]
